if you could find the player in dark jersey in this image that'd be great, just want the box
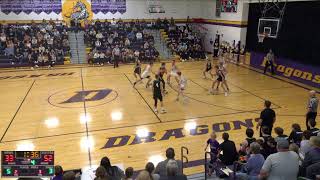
[158,62,168,94]
[210,65,228,96]
[133,59,142,81]
[153,74,166,113]
[202,59,213,79]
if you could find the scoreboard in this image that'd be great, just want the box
[1,151,54,177]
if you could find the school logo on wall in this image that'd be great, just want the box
[48,87,118,108]
[62,0,93,23]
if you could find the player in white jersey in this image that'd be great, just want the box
[167,60,179,85]
[176,71,187,101]
[133,61,154,88]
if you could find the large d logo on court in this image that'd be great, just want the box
[48,87,118,108]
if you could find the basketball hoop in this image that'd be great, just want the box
[258,33,268,43]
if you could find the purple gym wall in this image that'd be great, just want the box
[250,52,320,89]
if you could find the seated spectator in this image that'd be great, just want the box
[261,126,272,142]
[155,148,183,177]
[245,128,256,146]
[145,162,160,180]
[218,132,238,166]
[301,136,320,176]
[274,127,288,143]
[262,137,277,158]
[52,165,63,180]
[136,170,151,180]
[95,166,108,180]
[100,156,124,180]
[259,139,299,180]
[309,119,320,136]
[306,162,320,180]
[125,167,134,180]
[288,123,303,145]
[289,143,303,165]
[62,171,76,180]
[236,142,265,180]
[159,160,187,180]
[300,130,313,157]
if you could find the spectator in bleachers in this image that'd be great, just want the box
[259,139,299,180]
[262,137,277,158]
[155,148,183,177]
[236,142,265,180]
[62,171,76,180]
[159,160,187,180]
[306,162,320,180]
[288,123,303,146]
[218,132,238,166]
[245,128,256,146]
[94,166,109,180]
[145,162,160,180]
[274,127,288,143]
[300,130,313,157]
[136,170,152,180]
[124,167,134,180]
[301,136,320,175]
[205,132,219,176]
[289,143,303,165]
[100,156,124,180]
[52,165,63,180]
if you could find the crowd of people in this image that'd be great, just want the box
[0,19,70,69]
[205,91,319,180]
[85,19,159,67]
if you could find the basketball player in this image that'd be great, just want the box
[210,65,228,96]
[158,62,168,94]
[176,71,187,101]
[153,74,166,114]
[167,60,179,85]
[264,49,275,75]
[203,59,213,79]
[219,61,230,93]
[133,61,154,88]
[133,59,142,81]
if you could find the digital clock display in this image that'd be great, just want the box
[1,151,54,177]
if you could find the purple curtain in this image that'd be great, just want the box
[91,0,126,14]
[0,0,62,15]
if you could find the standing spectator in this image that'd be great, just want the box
[159,160,187,180]
[306,90,318,130]
[204,132,220,176]
[236,142,265,180]
[259,139,299,180]
[100,156,124,180]
[256,100,276,136]
[155,148,183,177]
[288,123,303,145]
[218,132,238,166]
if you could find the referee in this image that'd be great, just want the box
[306,90,319,130]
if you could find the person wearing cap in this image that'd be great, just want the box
[301,136,320,176]
[306,90,318,130]
[259,139,299,180]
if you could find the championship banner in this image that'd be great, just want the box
[250,52,320,88]
[0,0,62,15]
[221,0,238,13]
[91,0,126,14]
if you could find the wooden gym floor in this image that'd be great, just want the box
[0,61,318,176]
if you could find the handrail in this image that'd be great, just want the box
[181,146,189,174]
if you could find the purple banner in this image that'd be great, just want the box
[0,0,62,15]
[250,52,320,88]
[91,0,126,14]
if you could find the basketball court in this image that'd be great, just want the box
[0,61,314,175]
